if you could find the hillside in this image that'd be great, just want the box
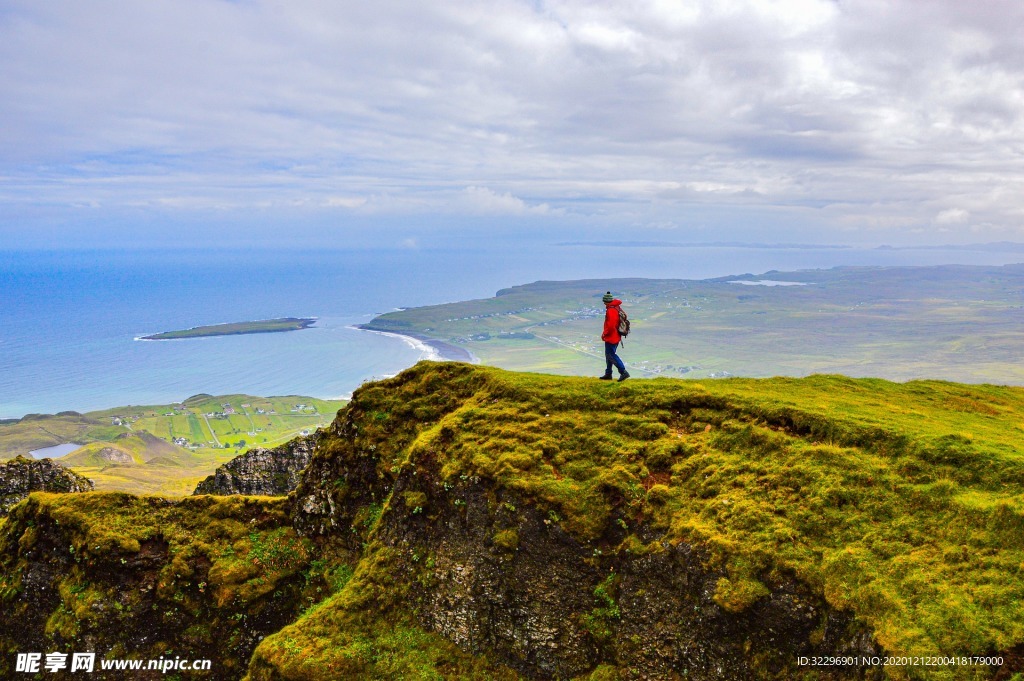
[362,265,1024,384]
[2,362,1024,679]
[58,432,227,496]
[0,412,122,461]
[60,432,186,466]
[0,394,345,495]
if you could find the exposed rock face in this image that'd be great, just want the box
[419,488,877,680]
[289,440,882,680]
[0,455,93,515]
[192,433,318,496]
[271,363,886,680]
[0,494,312,681]
[91,447,134,464]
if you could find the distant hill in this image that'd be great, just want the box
[0,412,116,461]
[364,264,1024,384]
[59,431,187,467]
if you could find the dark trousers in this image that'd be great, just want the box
[604,342,626,375]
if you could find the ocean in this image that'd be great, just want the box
[2,243,1021,419]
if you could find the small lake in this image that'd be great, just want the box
[28,443,83,459]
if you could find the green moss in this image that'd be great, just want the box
[576,665,621,681]
[713,575,770,613]
[582,574,621,644]
[491,528,519,552]
[0,491,314,669]
[246,539,519,681]
[306,362,1024,664]
[402,490,427,513]
[353,503,384,537]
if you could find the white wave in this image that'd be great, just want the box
[349,326,442,361]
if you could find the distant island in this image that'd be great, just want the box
[140,317,316,341]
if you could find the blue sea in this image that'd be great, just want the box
[2,243,1022,419]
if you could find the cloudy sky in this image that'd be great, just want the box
[2,0,1023,248]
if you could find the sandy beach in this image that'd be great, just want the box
[354,325,477,363]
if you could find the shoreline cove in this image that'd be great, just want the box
[353,325,477,364]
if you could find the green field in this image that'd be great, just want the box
[363,264,1024,385]
[141,317,316,340]
[0,394,346,494]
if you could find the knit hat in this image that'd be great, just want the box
[602,291,614,303]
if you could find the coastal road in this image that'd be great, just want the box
[201,414,221,447]
[242,408,257,435]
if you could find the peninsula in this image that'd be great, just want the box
[140,317,316,340]
[362,264,1024,384]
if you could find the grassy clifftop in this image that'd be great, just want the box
[3,363,1024,679]
[258,362,1024,679]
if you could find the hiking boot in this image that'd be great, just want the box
[599,373,613,380]
[618,372,630,382]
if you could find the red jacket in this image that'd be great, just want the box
[602,300,623,343]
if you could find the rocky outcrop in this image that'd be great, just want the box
[0,455,93,515]
[0,494,314,681]
[86,446,134,464]
[389,477,879,680]
[192,433,318,496]
[279,414,882,680]
[249,362,894,679]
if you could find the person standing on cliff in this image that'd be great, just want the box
[600,291,629,382]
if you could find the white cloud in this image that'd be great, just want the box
[1,0,1024,245]
[572,22,641,53]
[459,186,555,216]
[936,208,970,225]
[325,197,367,209]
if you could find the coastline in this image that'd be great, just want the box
[353,325,477,363]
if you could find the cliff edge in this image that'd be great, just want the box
[255,362,1024,680]
[3,362,1024,680]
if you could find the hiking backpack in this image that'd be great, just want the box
[617,306,630,341]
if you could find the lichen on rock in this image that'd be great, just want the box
[192,433,318,496]
[0,455,93,516]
